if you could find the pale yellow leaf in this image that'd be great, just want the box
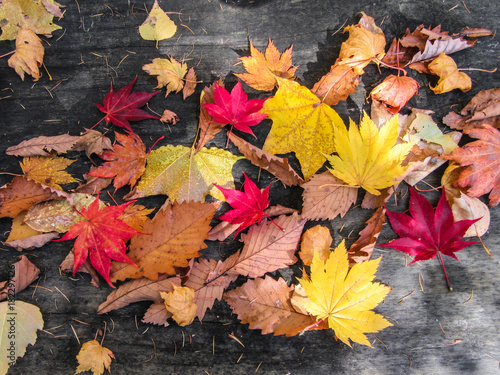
[75,340,115,375]
[139,0,176,42]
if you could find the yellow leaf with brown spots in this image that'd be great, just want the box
[20,156,77,190]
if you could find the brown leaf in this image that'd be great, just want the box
[348,206,386,264]
[60,254,100,288]
[0,176,58,218]
[6,134,81,157]
[109,201,217,281]
[311,59,360,106]
[195,80,226,151]
[228,133,303,186]
[382,37,419,68]
[407,37,474,65]
[183,67,197,99]
[224,276,325,336]
[72,129,113,158]
[142,302,171,326]
[460,27,493,38]
[222,213,305,279]
[160,109,180,125]
[8,29,44,81]
[97,276,180,314]
[75,170,113,195]
[301,172,358,220]
[207,221,240,241]
[299,225,332,266]
[370,75,419,114]
[428,53,471,94]
[443,88,500,130]
[0,256,40,301]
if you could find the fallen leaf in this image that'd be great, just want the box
[301,172,357,220]
[297,240,392,347]
[88,131,146,191]
[299,225,332,266]
[42,0,63,18]
[97,276,180,314]
[214,172,272,236]
[75,340,115,375]
[379,187,479,264]
[128,145,243,202]
[183,67,197,99]
[195,80,226,151]
[235,39,297,91]
[118,203,154,232]
[408,111,458,154]
[0,301,44,375]
[55,194,140,287]
[160,286,197,326]
[228,133,303,186]
[202,81,268,138]
[20,156,77,190]
[6,133,81,157]
[443,88,500,130]
[95,77,159,132]
[5,211,58,249]
[262,78,344,180]
[160,109,180,124]
[370,75,420,114]
[143,57,187,96]
[72,129,113,158]
[60,254,100,288]
[382,37,419,68]
[325,113,414,195]
[442,124,500,207]
[139,0,176,42]
[428,53,471,94]
[224,276,325,336]
[8,28,43,81]
[0,176,58,218]
[142,302,171,326]
[348,206,386,264]
[109,201,216,282]
[0,256,39,301]
[407,34,474,65]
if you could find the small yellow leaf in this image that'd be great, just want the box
[297,241,392,347]
[325,113,414,195]
[160,286,197,326]
[409,112,458,154]
[428,53,471,94]
[143,57,187,96]
[75,340,115,375]
[20,156,77,190]
[8,28,44,81]
[262,78,344,181]
[139,0,176,42]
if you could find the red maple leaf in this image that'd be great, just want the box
[214,172,281,236]
[95,77,159,132]
[379,187,479,289]
[202,81,268,138]
[55,193,141,287]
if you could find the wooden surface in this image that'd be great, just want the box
[1,0,499,374]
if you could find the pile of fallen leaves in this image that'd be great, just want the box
[1,3,498,374]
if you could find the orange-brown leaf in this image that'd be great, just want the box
[301,172,358,220]
[6,133,81,157]
[160,286,197,326]
[110,201,217,281]
[142,302,172,326]
[311,59,360,106]
[0,256,40,301]
[428,53,471,94]
[183,67,197,99]
[235,39,297,91]
[299,225,332,266]
[195,80,226,151]
[348,206,386,264]
[8,29,44,81]
[370,75,419,114]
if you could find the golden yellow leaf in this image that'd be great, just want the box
[297,241,392,347]
[143,57,187,96]
[20,156,77,190]
[75,340,115,375]
[8,28,44,81]
[299,225,332,266]
[160,286,197,326]
[235,39,297,91]
[0,0,62,40]
[428,53,471,94]
[262,78,344,181]
[325,114,414,195]
[139,0,176,42]
[128,145,243,202]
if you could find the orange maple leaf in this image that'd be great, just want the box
[56,194,140,287]
[235,39,297,91]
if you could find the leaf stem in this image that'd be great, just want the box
[88,116,106,131]
[300,318,326,335]
[437,252,452,291]
[373,58,408,76]
[458,67,497,73]
[0,50,15,59]
[147,135,165,155]
[263,212,285,231]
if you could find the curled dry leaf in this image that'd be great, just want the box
[6,133,81,157]
[183,67,197,99]
[160,109,180,124]
[196,80,226,151]
[445,187,490,238]
[8,28,43,81]
[0,255,40,301]
[348,206,386,264]
[160,286,197,326]
[428,53,471,94]
[370,75,420,114]
[75,340,115,375]
[72,129,113,158]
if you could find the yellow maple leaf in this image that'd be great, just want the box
[139,0,176,43]
[297,240,392,347]
[128,145,243,202]
[325,114,414,195]
[20,156,77,190]
[235,39,298,91]
[143,57,187,96]
[75,340,115,375]
[8,28,44,81]
[160,286,197,326]
[428,53,471,94]
[262,78,344,181]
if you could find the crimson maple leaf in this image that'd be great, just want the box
[95,77,159,132]
[55,193,141,287]
[214,172,281,236]
[202,81,268,138]
[379,187,479,289]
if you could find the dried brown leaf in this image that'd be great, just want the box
[348,206,386,264]
[0,256,40,301]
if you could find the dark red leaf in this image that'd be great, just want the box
[95,77,159,132]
